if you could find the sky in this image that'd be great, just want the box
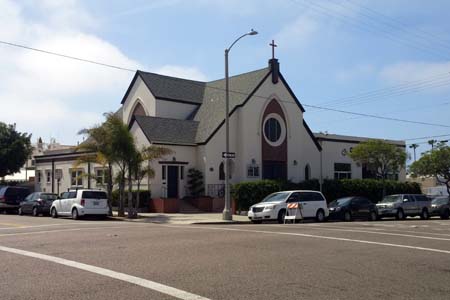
[1,0,450,162]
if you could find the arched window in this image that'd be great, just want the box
[219,162,225,180]
[132,102,146,118]
[305,164,311,181]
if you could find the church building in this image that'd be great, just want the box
[35,53,406,202]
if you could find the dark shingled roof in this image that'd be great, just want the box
[137,71,206,104]
[134,115,199,145]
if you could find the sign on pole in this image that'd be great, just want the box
[222,152,236,159]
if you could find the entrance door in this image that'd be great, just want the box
[263,161,287,180]
[167,166,179,198]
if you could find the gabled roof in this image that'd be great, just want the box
[121,71,206,105]
[133,115,199,145]
[194,67,271,143]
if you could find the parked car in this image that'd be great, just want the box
[50,189,109,219]
[0,186,30,213]
[328,196,378,221]
[18,192,58,216]
[429,196,450,219]
[248,190,329,224]
[376,194,431,220]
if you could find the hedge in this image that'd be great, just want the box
[232,179,421,211]
[111,190,151,208]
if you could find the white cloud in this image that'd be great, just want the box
[379,61,450,84]
[336,64,376,83]
[0,0,207,144]
[154,65,208,81]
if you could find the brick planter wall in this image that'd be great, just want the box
[149,198,179,213]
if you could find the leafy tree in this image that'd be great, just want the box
[349,139,407,196]
[128,146,173,218]
[0,122,32,178]
[187,168,204,198]
[410,143,450,195]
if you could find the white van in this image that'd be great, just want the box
[247,190,329,224]
[51,189,109,220]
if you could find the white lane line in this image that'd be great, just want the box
[0,222,122,231]
[163,225,450,255]
[257,224,450,241]
[0,245,209,300]
[0,224,148,238]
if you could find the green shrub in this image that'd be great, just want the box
[232,179,421,210]
[111,190,151,208]
[232,180,281,211]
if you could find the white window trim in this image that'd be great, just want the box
[263,113,286,147]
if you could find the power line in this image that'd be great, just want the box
[290,0,450,60]
[404,133,450,141]
[0,40,136,72]
[2,39,450,130]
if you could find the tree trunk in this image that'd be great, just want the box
[118,171,125,217]
[107,163,113,216]
[127,165,136,219]
[136,180,141,215]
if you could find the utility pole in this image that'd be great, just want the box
[409,143,419,161]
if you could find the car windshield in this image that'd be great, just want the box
[41,194,58,200]
[261,192,290,203]
[329,197,353,207]
[432,197,449,205]
[380,195,401,203]
[82,191,107,199]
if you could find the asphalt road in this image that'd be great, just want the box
[1,215,450,299]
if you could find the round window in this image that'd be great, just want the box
[263,113,286,146]
[264,118,281,142]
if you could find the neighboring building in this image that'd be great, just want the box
[3,138,72,184]
[35,56,406,199]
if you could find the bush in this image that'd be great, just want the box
[232,180,281,211]
[187,168,204,197]
[232,179,421,210]
[111,190,151,208]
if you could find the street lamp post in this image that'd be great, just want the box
[223,29,258,221]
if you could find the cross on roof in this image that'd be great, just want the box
[269,40,277,60]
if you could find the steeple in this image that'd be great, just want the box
[268,40,279,84]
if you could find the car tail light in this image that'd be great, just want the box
[80,199,85,206]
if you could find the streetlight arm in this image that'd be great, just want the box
[227,33,251,53]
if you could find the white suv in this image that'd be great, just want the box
[51,189,109,220]
[248,190,329,224]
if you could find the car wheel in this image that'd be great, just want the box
[277,209,286,224]
[32,207,39,217]
[396,209,405,220]
[316,209,325,222]
[18,207,23,216]
[440,209,450,220]
[72,208,79,220]
[420,208,429,220]
[369,211,377,221]
[51,208,58,218]
[343,211,352,222]
[251,220,262,224]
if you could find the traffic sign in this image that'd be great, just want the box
[222,152,235,159]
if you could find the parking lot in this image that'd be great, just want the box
[1,215,450,299]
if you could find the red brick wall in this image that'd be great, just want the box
[149,198,179,213]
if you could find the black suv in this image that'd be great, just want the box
[0,186,31,213]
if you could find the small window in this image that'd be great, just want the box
[70,169,83,187]
[334,163,352,180]
[45,170,51,184]
[37,171,42,183]
[219,162,225,180]
[305,164,311,181]
[247,164,260,178]
[95,169,107,186]
[180,166,184,180]
[162,165,166,180]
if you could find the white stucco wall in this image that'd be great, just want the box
[122,76,156,124]
[155,100,199,120]
[320,141,362,180]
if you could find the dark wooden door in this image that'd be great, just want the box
[263,161,287,180]
[167,166,179,198]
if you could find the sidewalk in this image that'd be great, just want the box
[112,211,250,225]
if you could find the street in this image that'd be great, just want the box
[1,215,450,299]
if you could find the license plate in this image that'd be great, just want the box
[93,201,99,206]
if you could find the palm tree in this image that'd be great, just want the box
[128,146,173,218]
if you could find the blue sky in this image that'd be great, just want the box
[1,0,450,161]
